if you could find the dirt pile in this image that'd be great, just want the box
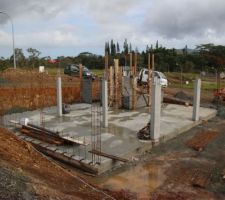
[0,127,114,200]
[174,91,192,101]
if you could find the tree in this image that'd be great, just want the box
[196,44,225,72]
[155,40,159,49]
[146,45,149,53]
[123,39,129,54]
[135,47,139,53]
[110,39,116,56]
[129,43,132,53]
[27,48,41,68]
[116,42,120,54]
[14,48,26,67]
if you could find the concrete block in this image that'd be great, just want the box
[192,78,201,121]
[102,79,108,127]
[57,77,62,117]
[150,78,161,140]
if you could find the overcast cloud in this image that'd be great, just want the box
[0,0,225,57]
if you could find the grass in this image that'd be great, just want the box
[92,69,104,77]
[45,67,104,77]
[170,82,219,90]
[43,68,224,90]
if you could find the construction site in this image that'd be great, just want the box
[0,52,225,200]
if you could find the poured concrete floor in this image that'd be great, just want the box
[4,103,217,174]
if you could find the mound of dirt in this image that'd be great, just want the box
[174,91,192,101]
[0,127,114,200]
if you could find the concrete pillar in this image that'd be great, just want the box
[102,79,108,128]
[57,76,62,117]
[150,78,161,140]
[192,78,201,121]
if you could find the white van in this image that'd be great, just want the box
[138,69,168,87]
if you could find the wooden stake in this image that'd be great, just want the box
[132,77,137,110]
[130,53,133,76]
[134,53,137,76]
[109,66,114,104]
[148,53,151,106]
[119,66,123,107]
[104,52,109,79]
[114,59,119,109]
[79,64,83,102]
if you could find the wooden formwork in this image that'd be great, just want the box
[105,51,155,110]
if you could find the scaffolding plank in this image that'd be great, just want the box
[89,150,128,162]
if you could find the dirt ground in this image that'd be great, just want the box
[0,69,100,114]
[0,127,117,200]
[1,116,224,200]
[0,69,224,200]
[96,117,225,200]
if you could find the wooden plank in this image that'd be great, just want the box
[9,120,20,124]
[62,136,89,146]
[89,150,128,162]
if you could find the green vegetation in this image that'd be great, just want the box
[1,42,225,76]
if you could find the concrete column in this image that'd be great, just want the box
[57,77,62,117]
[192,78,201,121]
[150,78,161,140]
[102,79,108,128]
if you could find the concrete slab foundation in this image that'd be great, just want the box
[3,103,217,174]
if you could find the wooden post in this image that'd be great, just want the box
[132,77,137,110]
[114,59,119,109]
[148,53,151,106]
[134,53,137,76]
[152,51,155,72]
[104,52,108,80]
[109,66,114,105]
[119,66,123,107]
[130,53,133,76]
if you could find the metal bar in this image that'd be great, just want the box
[89,150,128,163]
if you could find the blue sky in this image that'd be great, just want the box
[1,0,225,58]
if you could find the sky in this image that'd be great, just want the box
[1,0,225,58]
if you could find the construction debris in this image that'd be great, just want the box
[20,124,73,145]
[174,91,192,101]
[164,95,191,106]
[89,150,128,163]
[137,122,151,140]
[186,130,219,151]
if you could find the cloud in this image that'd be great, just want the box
[1,0,225,57]
[143,0,225,39]
[0,0,78,23]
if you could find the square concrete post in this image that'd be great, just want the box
[102,79,108,128]
[57,77,62,117]
[150,78,161,141]
[192,78,201,121]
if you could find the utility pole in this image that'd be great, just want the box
[0,11,16,69]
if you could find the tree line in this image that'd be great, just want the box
[1,41,225,73]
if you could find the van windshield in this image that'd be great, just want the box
[83,66,89,72]
[158,72,166,79]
